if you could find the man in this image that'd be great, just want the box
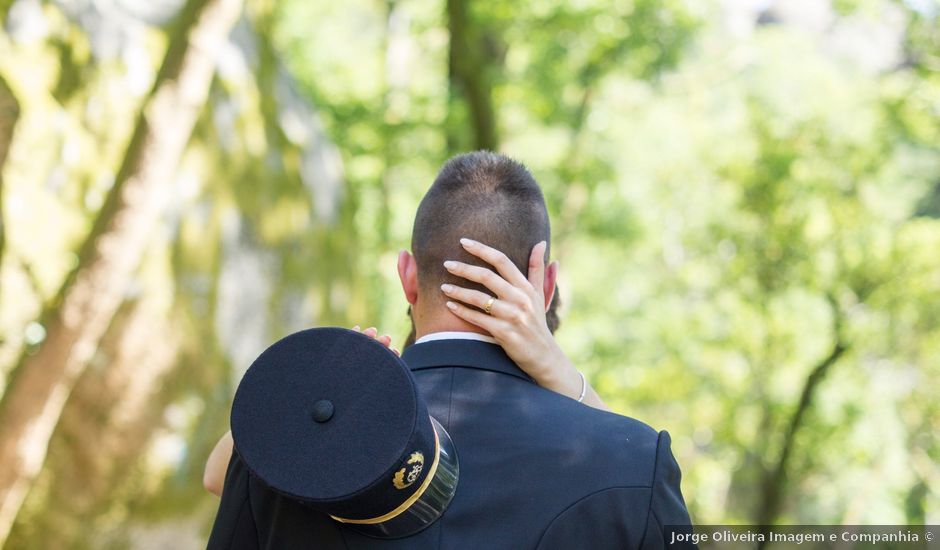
[209,151,692,548]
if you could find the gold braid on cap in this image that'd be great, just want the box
[330,428,441,525]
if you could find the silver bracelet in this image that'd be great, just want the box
[576,370,587,403]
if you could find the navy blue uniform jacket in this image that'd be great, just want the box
[208,339,693,549]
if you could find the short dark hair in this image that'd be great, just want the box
[411,151,551,302]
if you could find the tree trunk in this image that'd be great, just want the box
[0,74,19,291]
[446,0,499,152]
[757,340,846,527]
[0,1,14,26]
[914,178,940,218]
[6,297,180,548]
[0,0,242,542]
[756,298,847,528]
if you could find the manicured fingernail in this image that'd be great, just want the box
[352,325,360,331]
[441,284,453,293]
[460,238,475,247]
[446,301,457,310]
[444,260,457,269]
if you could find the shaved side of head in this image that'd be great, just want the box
[411,151,552,302]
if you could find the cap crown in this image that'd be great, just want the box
[231,328,435,520]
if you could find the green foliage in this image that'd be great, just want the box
[0,0,938,545]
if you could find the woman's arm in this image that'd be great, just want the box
[440,239,610,411]
[204,254,609,497]
[203,430,233,497]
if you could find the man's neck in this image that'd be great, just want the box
[413,308,493,341]
[414,331,498,345]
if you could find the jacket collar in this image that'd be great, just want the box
[401,339,534,383]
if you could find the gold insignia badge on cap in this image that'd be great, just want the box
[393,452,425,490]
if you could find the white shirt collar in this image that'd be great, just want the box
[414,331,498,345]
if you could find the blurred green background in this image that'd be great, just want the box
[0,0,938,547]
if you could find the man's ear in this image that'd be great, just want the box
[543,260,559,311]
[398,250,419,305]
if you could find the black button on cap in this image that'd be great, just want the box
[231,327,419,509]
[312,400,334,423]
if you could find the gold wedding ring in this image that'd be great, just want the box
[483,297,495,315]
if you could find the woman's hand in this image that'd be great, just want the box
[351,325,399,356]
[440,238,609,411]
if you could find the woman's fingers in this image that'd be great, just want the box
[445,300,506,334]
[441,283,506,315]
[443,260,525,302]
[441,284,519,321]
[351,324,398,355]
[459,238,531,289]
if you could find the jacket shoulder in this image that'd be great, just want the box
[523,385,666,487]
[531,403,693,549]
